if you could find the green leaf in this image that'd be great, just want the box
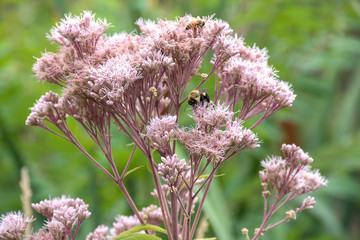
[113,233,162,240]
[111,224,167,239]
[203,179,235,240]
[124,165,144,178]
[194,238,217,240]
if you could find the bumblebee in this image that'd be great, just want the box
[186,18,205,30]
[187,88,210,108]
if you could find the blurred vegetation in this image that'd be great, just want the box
[1,0,360,239]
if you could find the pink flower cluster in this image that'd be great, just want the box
[0,211,33,240]
[145,115,177,150]
[158,154,190,185]
[0,196,90,240]
[215,38,296,124]
[86,225,109,240]
[25,91,61,127]
[249,145,327,240]
[26,11,323,240]
[259,144,327,196]
[31,196,91,240]
[176,104,259,162]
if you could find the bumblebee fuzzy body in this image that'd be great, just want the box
[186,18,205,30]
[187,89,210,108]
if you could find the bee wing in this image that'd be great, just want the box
[198,88,208,93]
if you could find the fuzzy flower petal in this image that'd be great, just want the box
[0,211,33,240]
[145,115,177,147]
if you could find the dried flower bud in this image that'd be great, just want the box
[200,73,208,78]
[148,86,157,92]
[241,227,250,240]
[254,228,263,236]
[262,190,270,198]
[286,210,296,220]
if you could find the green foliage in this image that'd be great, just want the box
[1,0,359,239]
[111,224,167,239]
[113,233,162,240]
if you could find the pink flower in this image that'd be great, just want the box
[25,91,61,127]
[145,115,177,148]
[32,52,68,85]
[281,143,313,166]
[48,11,109,56]
[259,144,327,196]
[301,196,316,210]
[31,195,91,239]
[86,56,141,105]
[215,39,296,122]
[32,195,91,222]
[139,205,163,226]
[29,230,55,240]
[110,215,140,237]
[177,104,259,162]
[45,219,67,239]
[0,211,33,240]
[193,104,234,129]
[158,154,190,185]
[86,225,109,240]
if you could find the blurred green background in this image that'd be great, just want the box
[1,0,360,239]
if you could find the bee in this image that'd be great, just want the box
[186,17,205,30]
[187,88,210,108]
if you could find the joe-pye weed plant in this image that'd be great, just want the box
[0,11,328,240]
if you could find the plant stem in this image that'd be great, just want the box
[170,192,179,240]
[189,168,216,239]
[117,181,145,225]
[148,153,174,240]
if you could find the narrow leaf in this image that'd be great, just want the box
[114,233,162,240]
[124,165,144,178]
[111,224,167,239]
[194,238,217,240]
[179,174,225,192]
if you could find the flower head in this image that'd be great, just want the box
[301,196,316,210]
[260,144,327,196]
[86,225,109,240]
[26,91,61,127]
[0,211,33,240]
[139,205,163,226]
[32,195,91,221]
[281,143,313,166]
[158,154,190,185]
[86,56,141,105]
[48,11,109,55]
[110,215,139,237]
[145,115,177,147]
[193,103,234,129]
